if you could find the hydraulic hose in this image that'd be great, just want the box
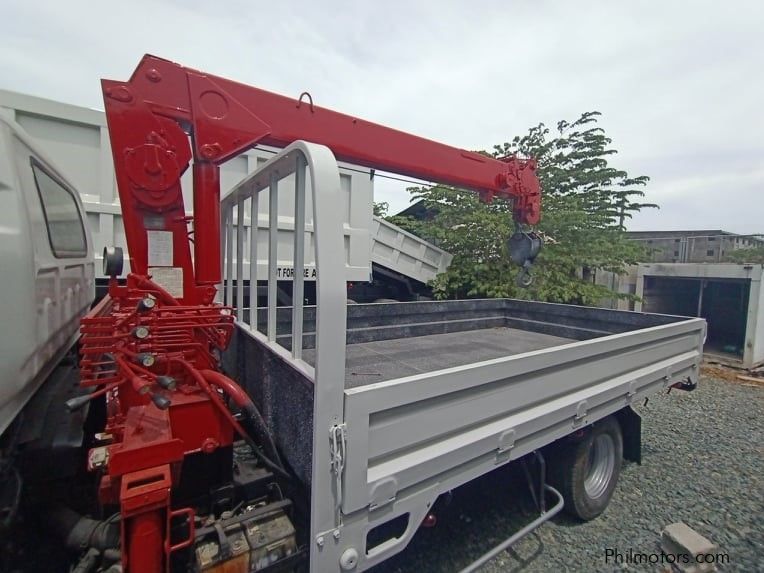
[199,369,251,410]
[72,548,100,573]
[48,506,120,552]
[132,275,180,306]
[199,369,284,468]
[173,359,291,481]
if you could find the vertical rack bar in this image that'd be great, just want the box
[217,207,227,304]
[249,192,259,331]
[292,154,306,359]
[225,205,234,306]
[236,199,245,319]
[267,173,279,341]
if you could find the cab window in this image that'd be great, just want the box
[31,159,87,257]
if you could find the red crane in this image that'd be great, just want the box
[77,54,543,572]
[101,55,541,305]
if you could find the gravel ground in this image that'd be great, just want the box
[370,374,763,573]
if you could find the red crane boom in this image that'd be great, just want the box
[102,54,541,305]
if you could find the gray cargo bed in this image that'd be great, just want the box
[303,327,572,386]
[221,143,707,572]
[233,298,702,490]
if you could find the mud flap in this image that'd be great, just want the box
[615,406,642,464]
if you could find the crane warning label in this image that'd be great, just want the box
[147,230,173,266]
[149,267,184,298]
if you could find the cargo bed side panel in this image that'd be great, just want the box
[342,319,704,514]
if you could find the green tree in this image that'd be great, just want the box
[392,112,656,304]
[373,201,389,217]
[722,245,764,264]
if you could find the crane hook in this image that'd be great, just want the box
[516,263,535,287]
[507,229,542,288]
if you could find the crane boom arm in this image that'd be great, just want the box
[102,55,541,304]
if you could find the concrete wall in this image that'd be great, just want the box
[750,275,764,368]
[634,263,764,368]
[595,265,638,310]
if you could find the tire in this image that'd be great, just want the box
[547,416,623,521]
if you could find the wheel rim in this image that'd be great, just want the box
[584,433,615,499]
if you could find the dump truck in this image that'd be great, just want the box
[0,56,705,573]
[0,89,453,305]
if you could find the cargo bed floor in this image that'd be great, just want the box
[302,327,573,387]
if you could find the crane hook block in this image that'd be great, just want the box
[507,231,543,288]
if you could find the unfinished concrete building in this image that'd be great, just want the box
[626,230,764,264]
[598,231,764,369]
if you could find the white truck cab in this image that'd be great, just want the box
[0,115,94,436]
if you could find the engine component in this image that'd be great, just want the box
[49,506,120,552]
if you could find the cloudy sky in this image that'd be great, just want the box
[2,0,762,233]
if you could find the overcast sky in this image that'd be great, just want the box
[2,1,762,233]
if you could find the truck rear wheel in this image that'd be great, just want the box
[548,415,623,521]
